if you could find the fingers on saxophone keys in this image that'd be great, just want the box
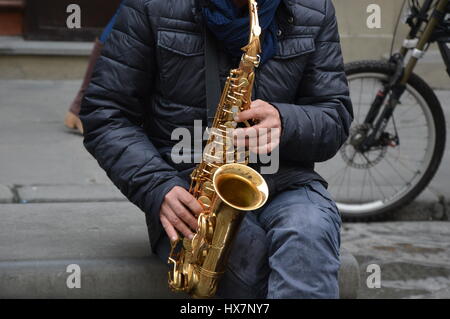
[234,100,264,122]
[170,201,199,233]
[160,215,179,243]
[249,139,280,155]
[168,212,195,240]
[234,108,261,123]
[233,126,279,149]
[233,126,256,147]
[179,191,203,217]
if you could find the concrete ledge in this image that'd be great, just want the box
[0,257,181,299]
[0,36,93,56]
[0,185,14,203]
[0,252,358,299]
[0,202,360,299]
[17,184,126,203]
[338,249,360,299]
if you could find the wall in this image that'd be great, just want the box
[334,0,449,89]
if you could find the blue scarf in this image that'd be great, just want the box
[202,0,281,64]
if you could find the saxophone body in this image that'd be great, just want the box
[167,0,268,298]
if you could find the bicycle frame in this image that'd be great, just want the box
[401,0,449,82]
[356,0,449,152]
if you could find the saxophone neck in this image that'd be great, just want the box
[241,0,262,68]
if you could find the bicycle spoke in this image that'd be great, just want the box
[360,151,400,195]
[327,164,351,184]
[386,151,421,174]
[387,151,424,164]
[397,102,421,118]
[367,166,386,199]
[337,165,350,199]
[347,160,352,199]
[395,123,428,129]
[383,155,411,185]
[359,163,369,202]
[355,79,364,123]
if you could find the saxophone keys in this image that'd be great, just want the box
[224,139,235,151]
[198,195,212,208]
[224,121,237,129]
[231,106,239,119]
[207,217,216,244]
[238,78,249,87]
[183,237,192,250]
[203,182,214,196]
[214,150,224,162]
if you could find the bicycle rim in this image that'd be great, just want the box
[316,72,436,216]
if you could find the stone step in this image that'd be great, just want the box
[0,202,360,298]
[15,184,126,203]
[0,257,180,299]
[0,36,92,56]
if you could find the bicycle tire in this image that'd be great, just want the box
[339,60,446,221]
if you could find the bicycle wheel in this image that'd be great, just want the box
[316,60,446,221]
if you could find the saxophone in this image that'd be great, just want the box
[167,0,268,298]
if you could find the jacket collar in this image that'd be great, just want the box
[192,0,294,23]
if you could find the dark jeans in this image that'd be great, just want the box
[155,180,341,299]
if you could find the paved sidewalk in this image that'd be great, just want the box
[0,79,449,298]
[342,222,450,298]
[0,80,123,203]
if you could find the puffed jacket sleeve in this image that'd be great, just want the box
[80,0,189,240]
[271,0,353,163]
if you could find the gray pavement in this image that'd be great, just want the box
[0,79,449,298]
[0,80,116,201]
[341,222,450,298]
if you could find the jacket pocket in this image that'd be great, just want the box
[157,29,204,57]
[257,36,315,102]
[156,29,205,105]
[273,36,315,60]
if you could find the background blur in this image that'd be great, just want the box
[0,0,448,89]
[336,0,448,89]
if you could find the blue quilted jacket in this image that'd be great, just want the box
[80,0,353,248]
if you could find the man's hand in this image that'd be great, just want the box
[233,99,282,154]
[160,186,203,242]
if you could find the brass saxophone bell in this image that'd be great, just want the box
[212,163,268,211]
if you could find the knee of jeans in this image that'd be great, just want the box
[266,202,341,258]
[302,208,340,251]
[305,181,341,223]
